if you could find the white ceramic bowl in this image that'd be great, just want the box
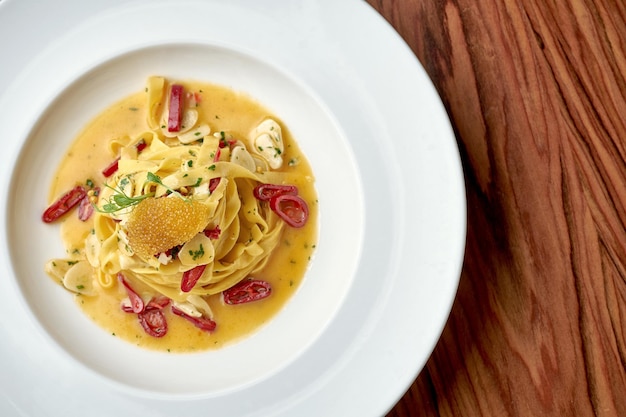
[0,1,465,415]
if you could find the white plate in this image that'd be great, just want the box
[0,0,465,416]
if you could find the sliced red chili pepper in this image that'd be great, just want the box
[101,157,120,178]
[167,84,184,132]
[171,305,216,332]
[118,273,144,313]
[269,194,309,228]
[102,139,148,178]
[223,279,272,305]
[77,197,93,221]
[138,308,168,337]
[209,178,221,193]
[253,183,298,201]
[135,139,147,153]
[42,186,87,223]
[77,195,93,221]
[204,225,221,240]
[181,264,207,293]
[218,137,237,149]
[103,141,146,178]
[77,186,99,222]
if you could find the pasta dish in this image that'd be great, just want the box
[42,77,317,350]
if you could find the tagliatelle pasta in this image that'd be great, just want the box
[91,134,289,300]
[44,77,317,351]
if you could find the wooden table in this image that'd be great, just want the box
[366,1,626,416]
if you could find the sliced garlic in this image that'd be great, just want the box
[172,300,202,317]
[187,294,213,317]
[193,181,210,200]
[62,260,96,296]
[120,297,132,311]
[251,153,269,172]
[172,295,213,318]
[45,259,74,281]
[250,118,284,169]
[178,123,211,144]
[157,252,172,265]
[178,234,215,267]
[231,145,256,172]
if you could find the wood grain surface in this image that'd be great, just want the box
[365,1,626,416]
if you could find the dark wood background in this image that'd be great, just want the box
[365,1,626,416]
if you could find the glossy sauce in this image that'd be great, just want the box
[48,81,317,352]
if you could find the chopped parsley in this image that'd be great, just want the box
[189,244,205,260]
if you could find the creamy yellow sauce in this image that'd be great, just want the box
[48,80,317,352]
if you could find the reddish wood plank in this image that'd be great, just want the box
[366,1,626,416]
